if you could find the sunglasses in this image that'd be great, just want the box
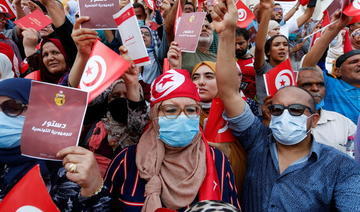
[268,104,313,117]
[0,99,27,117]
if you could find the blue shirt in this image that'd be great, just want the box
[224,104,360,212]
[322,70,360,124]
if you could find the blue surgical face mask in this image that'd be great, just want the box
[0,112,25,148]
[269,110,311,145]
[138,20,145,27]
[158,114,199,148]
[315,99,324,110]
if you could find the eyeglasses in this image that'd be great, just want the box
[273,8,283,12]
[268,104,313,117]
[0,99,27,117]
[159,104,201,119]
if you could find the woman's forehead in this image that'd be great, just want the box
[161,97,197,105]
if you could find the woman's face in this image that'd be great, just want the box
[268,36,289,64]
[42,42,67,75]
[192,65,218,103]
[108,82,127,103]
[158,97,200,118]
[351,29,360,49]
[268,27,280,37]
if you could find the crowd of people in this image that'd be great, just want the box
[1,0,360,211]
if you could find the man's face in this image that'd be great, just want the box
[339,54,360,87]
[235,35,249,59]
[272,5,283,22]
[184,4,195,13]
[135,7,145,20]
[198,20,213,46]
[0,13,7,30]
[297,70,325,104]
[271,87,319,130]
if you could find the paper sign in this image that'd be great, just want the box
[113,3,150,66]
[0,0,16,19]
[174,12,206,53]
[21,81,88,161]
[14,9,52,31]
[326,0,351,18]
[79,0,120,30]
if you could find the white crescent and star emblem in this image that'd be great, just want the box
[0,4,9,13]
[147,0,154,9]
[237,8,247,22]
[353,0,360,9]
[80,55,107,92]
[151,69,185,101]
[275,69,295,89]
[16,205,43,212]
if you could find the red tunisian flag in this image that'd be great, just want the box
[344,0,360,17]
[299,0,309,6]
[79,40,130,103]
[204,97,236,143]
[144,0,155,10]
[236,0,255,28]
[0,0,16,19]
[0,165,60,212]
[174,0,183,34]
[344,29,353,53]
[263,59,296,96]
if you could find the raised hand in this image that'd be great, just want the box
[211,0,238,35]
[167,41,182,69]
[71,17,98,58]
[22,28,39,57]
[57,146,103,197]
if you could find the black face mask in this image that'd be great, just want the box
[108,98,128,124]
[236,48,247,59]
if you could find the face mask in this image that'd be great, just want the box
[108,98,128,124]
[0,112,25,148]
[315,99,324,110]
[269,110,310,145]
[158,114,199,148]
[138,20,145,27]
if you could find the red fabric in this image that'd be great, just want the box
[78,40,131,103]
[0,165,60,212]
[236,0,255,28]
[0,0,16,19]
[322,10,330,27]
[299,0,309,6]
[155,208,176,212]
[237,57,256,99]
[174,0,183,34]
[344,29,353,53]
[198,134,221,201]
[344,0,360,17]
[264,58,296,96]
[94,154,112,177]
[144,0,155,10]
[88,121,108,152]
[150,69,200,105]
[349,15,360,25]
[24,70,41,80]
[204,98,236,143]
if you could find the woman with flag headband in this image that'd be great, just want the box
[58,69,240,211]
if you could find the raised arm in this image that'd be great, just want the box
[284,1,300,22]
[302,12,351,67]
[254,0,273,70]
[296,5,315,28]
[68,17,98,87]
[39,0,66,28]
[212,0,245,117]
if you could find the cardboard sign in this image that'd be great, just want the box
[21,81,88,161]
[113,3,150,66]
[78,0,120,29]
[14,9,52,31]
[174,12,206,53]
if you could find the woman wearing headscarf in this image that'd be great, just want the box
[59,69,240,211]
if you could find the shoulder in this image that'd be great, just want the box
[321,110,356,127]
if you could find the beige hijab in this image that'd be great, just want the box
[136,103,206,211]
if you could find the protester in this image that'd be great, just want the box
[212,0,360,212]
[302,12,360,124]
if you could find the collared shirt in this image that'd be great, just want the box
[312,109,356,157]
[224,103,360,212]
[322,70,360,124]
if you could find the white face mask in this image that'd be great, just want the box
[269,110,311,145]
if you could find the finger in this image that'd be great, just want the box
[74,16,91,30]
[57,146,89,158]
[72,28,98,37]
[73,34,99,42]
[62,154,86,166]
[119,46,128,55]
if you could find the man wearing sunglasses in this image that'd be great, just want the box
[297,66,356,157]
[213,1,360,210]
